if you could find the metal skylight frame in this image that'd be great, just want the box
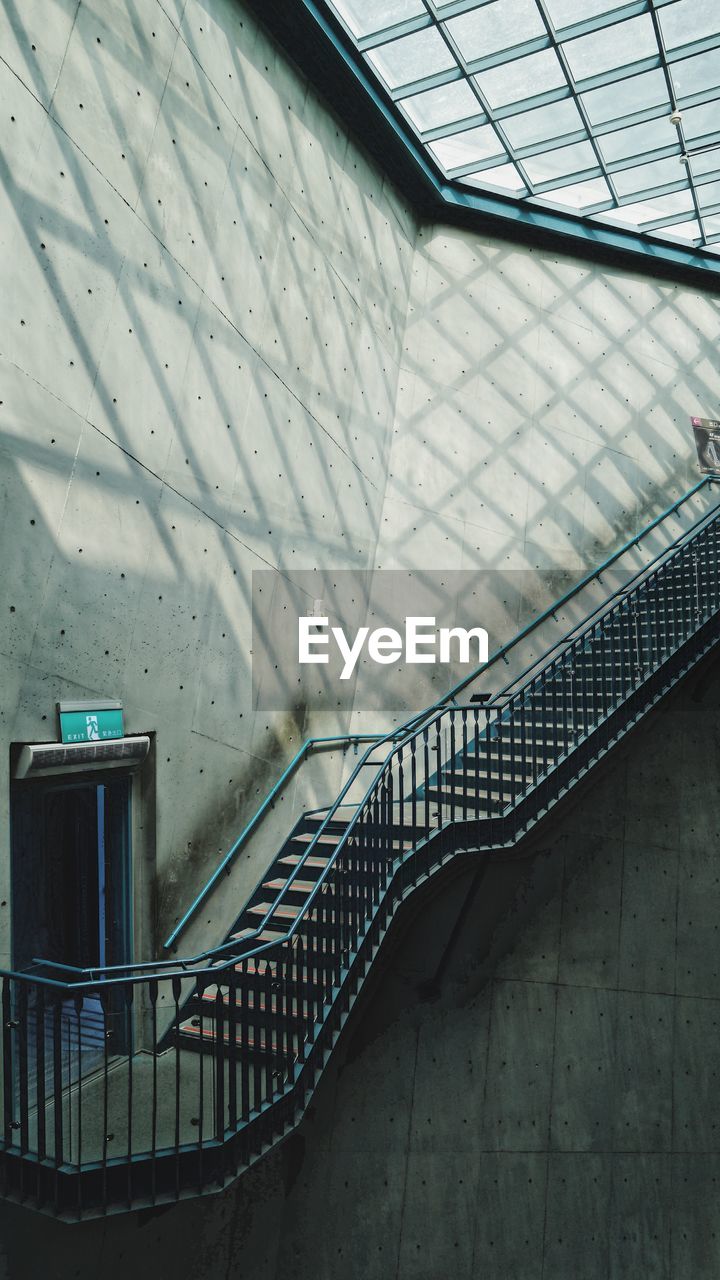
[319,0,720,257]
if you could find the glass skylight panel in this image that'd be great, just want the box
[534,175,611,208]
[681,101,720,143]
[581,69,670,129]
[501,97,585,150]
[330,0,426,39]
[544,0,636,28]
[474,48,566,110]
[612,155,687,199]
[463,161,527,192]
[703,214,720,237]
[367,26,456,90]
[563,15,657,84]
[659,0,719,53]
[697,179,720,210]
[599,189,695,226]
[688,151,720,179]
[522,139,598,185]
[598,117,679,166]
[402,80,483,132]
[670,49,720,104]
[429,123,505,172]
[320,0,720,257]
[444,0,545,65]
[660,219,702,242]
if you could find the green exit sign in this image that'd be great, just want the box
[58,701,124,744]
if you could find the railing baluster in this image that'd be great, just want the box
[52,997,63,1179]
[227,970,237,1137]
[423,727,430,838]
[215,986,225,1146]
[17,984,28,1156]
[172,974,182,1201]
[125,983,134,1208]
[35,985,46,1168]
[240,963,250,1123]
[149,979,158,1205]
[2,978,13,1157]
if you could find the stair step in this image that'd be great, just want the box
[424,787,505,812]
[178,1018,298,1060]
[292,831,345,847]
[195,987,314,1014]
[247,901,302,922]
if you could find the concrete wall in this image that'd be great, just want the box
[385,225,720,574]
[0,0,416,957]
[2,621,719,1278]
[2,0,720,962]
[371,225,720,709]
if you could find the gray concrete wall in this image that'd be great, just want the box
[2,610,719,1277]
[372,225,720,710]
[0,0,416,958]
[2,0,720,966]
[387,225,720,574]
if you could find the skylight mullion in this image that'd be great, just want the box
[451,36,553,80]
[648,1,707,247]
[356,15,435,52]
[483,62,720,132]
[677,84,720,116]
[316,0,720,265]
[534,0,623,214]
[531,190,616,215]
[428,6,544,198]
[665,32,720,68]
[358,11,698,101]
[588,91,720,141]
[513,129,593,163]
[489,84,572,121]
[603,141,683,174]
[420,112,489,143]
[511,157,538,197]
[424,0,500,19]
[531,164,604,195]
[639,206,709,233]
[427,10,516,186]
[390,65,464,100]
[613,162,720,202]
[614,176,693,205]
[446,153,525,180]
[573,55,663,95]
[553,0,654,43]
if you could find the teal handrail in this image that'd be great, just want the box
[162,475,714,951]
[162,733,383,951]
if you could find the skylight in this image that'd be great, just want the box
[321,0,720,255]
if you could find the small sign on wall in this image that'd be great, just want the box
[58,700,124,744]
[692,417,720,474]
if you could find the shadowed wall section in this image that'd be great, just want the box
[0,0,416,958]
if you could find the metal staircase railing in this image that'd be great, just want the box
[2,490,720,1219]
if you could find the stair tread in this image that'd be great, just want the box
[279,854,331,869]
[179,1019,296,1056]
[264,878,317,893]
[247,901,302,919]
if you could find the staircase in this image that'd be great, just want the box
[2,486,720,1218]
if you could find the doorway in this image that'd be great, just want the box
[10,773,133,1070]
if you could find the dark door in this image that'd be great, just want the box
[10,773,132,1069]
